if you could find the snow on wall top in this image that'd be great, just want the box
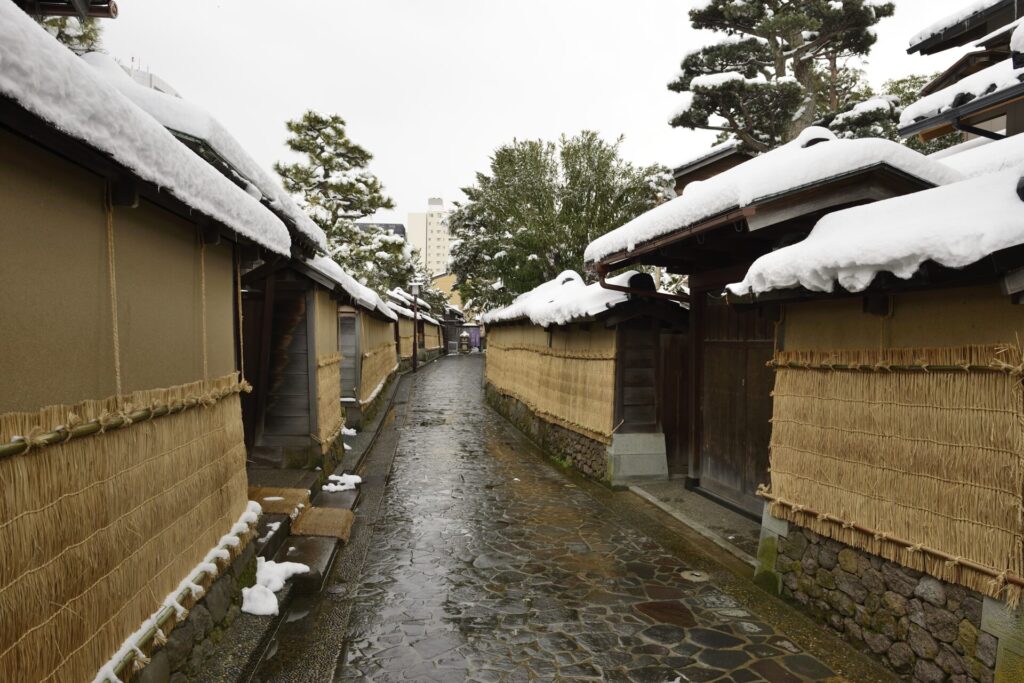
[81,52,327,252]
[909,0,1006,48]
[481,270,638,328]
[900,57,1024,127]
[727,168,1024,296]
[387,287,432,311]
[386,300,440,326]
[304,256,396,321]
[0,5,291,255]
[584,127,961,264]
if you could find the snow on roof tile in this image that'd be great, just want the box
[584,127,961,265]
[909,0,1008,49]
[386,300,440,326]
[81,52,328,252]
[900,57,1024,128]
[933,131,1024,176]
[727,168,1024,296]
[481,270,637,328]
[304,255,396,321]
[0,5,291,255]
[669,139,741,174]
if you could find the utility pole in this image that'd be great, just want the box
[411,282,421,373]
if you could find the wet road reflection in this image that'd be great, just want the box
[336,356,838,682]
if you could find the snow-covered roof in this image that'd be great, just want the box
[727,168,1024,296]
[304,256,396,321]
[927,135,995,160]
[81,52,327,252]
[909,0,1009,51]
[387,287,431,311]
[900,57,1024,130]
[669,139,744,175]
[481,270,640,328]
[0,6,292,255]
[387,300,440,326]
[584,127,961,265]
[933,132,1024,176]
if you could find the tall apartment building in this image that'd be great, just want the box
[407,197,452,275]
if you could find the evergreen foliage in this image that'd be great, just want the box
[275,111,441,297]
[448,131,673,312]
[825,74,962,154]
[668,0,895,152]
[38,16,102,53]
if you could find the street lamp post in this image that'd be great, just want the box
[410,281,421,373]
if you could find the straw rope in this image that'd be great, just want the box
[103,186,123,401]
[764,344,1024,605]
[0,374,248,682]
[316,354,343,453]
[486,324,616,442]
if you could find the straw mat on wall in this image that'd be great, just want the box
[316,354,343,453]
[486,324,616,443]
[766,345,1024,604]
[360,316,398,403]
[0,374,248,682]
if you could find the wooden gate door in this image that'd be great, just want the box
[659,330,690,478]
[698,292,774,514]
[338,314,358,400]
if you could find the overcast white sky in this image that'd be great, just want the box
[102,1,972,224]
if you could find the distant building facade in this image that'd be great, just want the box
[407,197,451,275]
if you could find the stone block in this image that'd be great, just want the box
[914,658,946,683]
[607,433,668,485]
[883,591,909,617]
[882,562,918,597]
[887,641,914,673]
[908,623,940,660]
[781,531,808,559]
[923,601,961,643]
[862,568,885,595]
[834,569,867,603]
[137,651,170,683]
[190,604,213,643]
[863,630,891,654]
[761,504,789,538]
[915,576,947,607]
[204,574,233,624]
[164,619,195,671]
[837,548,859,574]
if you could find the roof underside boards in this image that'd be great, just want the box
[899,56,1024,138]
[14,0,117,19]
[0,4,292,255]
[726,168,1024,297]
[81,52,327,253]
[909,0,1017,55]
[584,128,960,269]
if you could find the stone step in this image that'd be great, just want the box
[314,487,360,511]
[273,535,338,594]
[253,513,291,560]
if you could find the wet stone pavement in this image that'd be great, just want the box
[335,356,848,682]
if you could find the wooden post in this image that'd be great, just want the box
[254,274,275,441]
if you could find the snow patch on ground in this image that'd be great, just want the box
[323,473,362,492]
[241,557,310,616]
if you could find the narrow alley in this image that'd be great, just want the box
[254,356,891,683]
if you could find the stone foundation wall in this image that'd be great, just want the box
[136,538,257,683]
[485,382,608,482]
[761,522,999,683]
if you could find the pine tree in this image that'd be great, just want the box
[448,131,673,312]
[38,16,102,53]
[826,74,961,154]
[668,0,895,152]
[275,112,434,296]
